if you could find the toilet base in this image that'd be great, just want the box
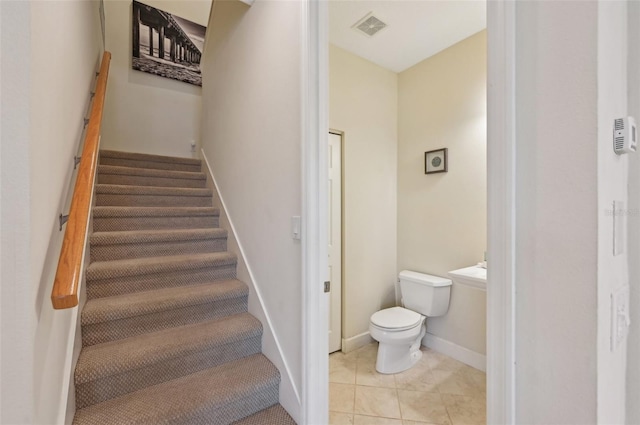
[375,342,423,374]
[372,323,426,374]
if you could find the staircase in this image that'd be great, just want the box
[72,150,296,425]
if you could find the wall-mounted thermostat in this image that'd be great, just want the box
[613,116,637,154]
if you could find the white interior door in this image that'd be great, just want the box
[328,132,343,353]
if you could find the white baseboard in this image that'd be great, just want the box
[422,333,486,372]
[342,332,374,353]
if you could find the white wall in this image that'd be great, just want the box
[514,2,598,422]
[1,1,103,423]
[1,2,33,423]
[31,2,104,423]
[101,0,211,158]
[597,2,629,423]
[200,0,304,420]
[329,44,398,347]
[397,31,487,356]
[627,1,640,423]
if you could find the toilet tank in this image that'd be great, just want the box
[399,270,452,317]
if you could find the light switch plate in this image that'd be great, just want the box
[291,216,301,240]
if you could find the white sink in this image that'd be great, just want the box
[448,265,487,290]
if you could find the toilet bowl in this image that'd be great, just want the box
[369,271,452,374]
[369,307,426,374]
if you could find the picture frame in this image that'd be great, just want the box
[132,1,206,86]
[425,148,448,174]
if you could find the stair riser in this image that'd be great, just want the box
[76,335,262,409]
[98,174,207,188]
[96,194,212,207]
[86,265,237,299]
[82,296,248,346]
[194,382,280,425]
[100,157,201,173]
[90,238,227,262]
[93,215,219,232]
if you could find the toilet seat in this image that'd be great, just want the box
[370,307,422,331]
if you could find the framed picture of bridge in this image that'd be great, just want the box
[132,1,206,87]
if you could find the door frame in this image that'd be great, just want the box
[328,129,344,354]
[301,1,517,424]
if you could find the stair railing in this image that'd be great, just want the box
[51,51,112,309]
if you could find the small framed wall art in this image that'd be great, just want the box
[425,148,448,174]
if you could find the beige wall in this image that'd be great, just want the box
[0,1,103,423]
[397,31,487,354]
[200,0,304,419]
[329,45,398,344]
[101,0,211,158]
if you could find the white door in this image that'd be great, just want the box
[328,132,343,353]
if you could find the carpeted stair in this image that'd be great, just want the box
[72,149,296,425]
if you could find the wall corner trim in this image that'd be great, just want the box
[487,0,517,423]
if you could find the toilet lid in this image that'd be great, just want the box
[370,307,422,331]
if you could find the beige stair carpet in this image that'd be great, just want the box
[73,149,295,425]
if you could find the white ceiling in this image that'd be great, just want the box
[329,0,487,73]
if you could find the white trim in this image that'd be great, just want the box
[487,1,516,424]
[422,333,487,372]
[342,332,374,353]
[200,151,301,416]
[301,0,329,424]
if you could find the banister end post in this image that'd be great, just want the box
[51,294,79,310]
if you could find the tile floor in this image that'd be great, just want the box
[329,343,486,425]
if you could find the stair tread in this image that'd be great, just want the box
[78,150,283,423]
[86,252,237,281]
[233,404,296,425]
[91,228,227,245]
[96,184,212,197]
[82,279,248,325]
[93,206,219,218]
[76,312,261,384]
[100,149,202,166]
[98,164,206,180]
[73,354,279,425]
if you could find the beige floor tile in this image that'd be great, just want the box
[394,363,438,392]
[397,390,451,425]
[355,342,379,361]
[329,345,485,425]
[354,386,402,419]
[356,355,396,388]
[441,394,486,425]
[408,347,432,369]
[331,352,358,384]
[353,414,404,425]
[424,350,467,373]
[456,366,486,393]
[331,383,356,413]
[332,349,360,363]
[431,370,484,398]
[330,411,355,425]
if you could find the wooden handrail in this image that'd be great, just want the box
[51,51,112,309]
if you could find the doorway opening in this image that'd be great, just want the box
[302,2,516,424]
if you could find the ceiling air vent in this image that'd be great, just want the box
[353,12,388,38]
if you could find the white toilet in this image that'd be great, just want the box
[369,270,452,374]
